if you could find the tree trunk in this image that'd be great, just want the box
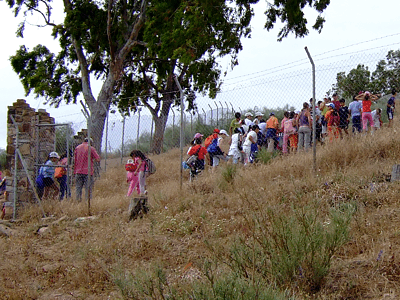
[150,95,173,154]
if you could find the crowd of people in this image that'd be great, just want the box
[184,89,397,176]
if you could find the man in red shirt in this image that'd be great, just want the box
[74,138,101,201]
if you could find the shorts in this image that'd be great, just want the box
[43,177,55,187]
[387,110,394,120]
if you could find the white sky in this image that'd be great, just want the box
[1,0,400,149]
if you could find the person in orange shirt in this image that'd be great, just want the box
[266,112,279,152]
[324,103,340,142]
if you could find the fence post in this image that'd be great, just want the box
[208,104,213,126]
[214,101,219,127]
[121,114,126,165]
[202,108,206,124]
[136,108,141,150]
[225,101,229,122]
[173,75,184,189]
[305,46,317,173]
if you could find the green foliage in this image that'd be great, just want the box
[265,0,330,41]
[55,123,75,156]
[111,261,293,299]
[256,148,280,164]
[0,149,7,170]
[220,164,238,185]
[223,202,354,293]
[333,49,400,98]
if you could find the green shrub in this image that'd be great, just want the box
[224,202,355,293]
[256,148,279,164]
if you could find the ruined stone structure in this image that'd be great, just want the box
[6,99,56,208]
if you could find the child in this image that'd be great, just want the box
[338,98,350,138]
[288,111,298,153]
[40,151,60,200]
[126,150,146,197]
[55,153,69,200]
[372,108,382,131]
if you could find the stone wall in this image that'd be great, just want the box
[6,99,55,207]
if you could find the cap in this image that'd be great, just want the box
[295,110,300,114]
[365,91,371,96]
[213,128,220,134]
[193,133,203,139]
[324,94,329,99]
[219,129,229,136]
[255,111,263,117]
[245,112,253,117]
[269,112,275,116]
[328,103,335,108]
[49,151,60,159]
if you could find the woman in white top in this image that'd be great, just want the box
[242,125,259,165]
[228,128,243,164]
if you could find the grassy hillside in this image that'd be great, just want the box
[2,125,400,299]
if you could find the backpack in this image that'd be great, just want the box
[207,137,220,154]
[186,145,201,167]
[125,159,137,172]
[145,158,156,175]
[204,134,216,149]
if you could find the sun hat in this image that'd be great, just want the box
[245,112,253,117]
[49,151,60,159]
[193,133,203,139]
[219,129,229,136]
[255,111,263,117]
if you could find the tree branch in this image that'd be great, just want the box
[107,0,115,62]
[24,0,56,27]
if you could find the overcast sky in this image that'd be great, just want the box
[1,0,400,149]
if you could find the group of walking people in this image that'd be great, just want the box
[184,89,396,174]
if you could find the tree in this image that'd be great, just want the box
[371,50,400,93]
[6,0,331,154]
[332,64,371,99]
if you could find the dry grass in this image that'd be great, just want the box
[2,125,400,299]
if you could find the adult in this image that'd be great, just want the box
[244,112,254,127]
[74,138,101,201]
[229,112,242,136]
[325,103,340,142]
[355,91,381,132]
[55,153,69,201]
[348,95,362,133]
[41,151,60,200]
[387,89,396,128]
[266,112,279,152]
[338,98,350,137]
[296,102,312,151]
[332,93,341,111]
[228,128,243,164]
[253,112,264,125]
[187,138,208,174]
[242,125,259,165]
[207,129,229,169]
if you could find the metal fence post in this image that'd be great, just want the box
[121,114,126,164]
[305,46,317,172]
[208,104,213,126]
[136,108,141,150]
[101,103,109,172]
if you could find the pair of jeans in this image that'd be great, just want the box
[298,126,311,151]
[352,115,362,133]
[57,175,68,200]
[75,173,95,201]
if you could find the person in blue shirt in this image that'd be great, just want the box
[387,89,396,128]
[40,151,60,200]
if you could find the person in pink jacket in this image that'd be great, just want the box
[126,150,147,197]
[73,138,101,201]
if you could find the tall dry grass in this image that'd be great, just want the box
[2,126,400,299]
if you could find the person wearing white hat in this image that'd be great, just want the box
[244,112,254,127]
[253,112,264,125]
[39,151,60,200]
